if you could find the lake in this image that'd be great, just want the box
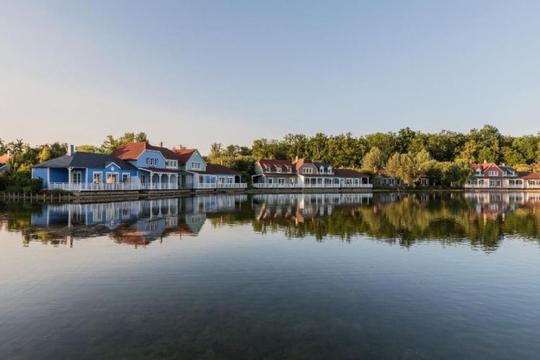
[1,192,540,360]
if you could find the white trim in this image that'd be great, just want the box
[105,161,121,169]
[106,171,119,184]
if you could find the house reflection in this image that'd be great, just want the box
[28,195,248,247]
[252,193,372,223]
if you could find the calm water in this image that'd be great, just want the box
[1,192,540,360]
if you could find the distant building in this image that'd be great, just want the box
[252,158,371,188]
[465,161,540,189]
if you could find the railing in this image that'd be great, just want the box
[195,183,248,189]
[253,183,372,189]
[49,182,180,192]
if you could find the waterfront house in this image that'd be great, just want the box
[464,161,540,189]
[32,149,140,191]
[376,172,403,187]
[174,147,246,189]
[112,142,182,190]
[252,159,298,187]
[252,158,371,189]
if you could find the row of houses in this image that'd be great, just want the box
[31,142,245,191]
[465,161,540,189]
[251,158,372,189]
[30,142,373,191]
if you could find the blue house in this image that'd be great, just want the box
[112,142,182,189]
[32,149,139,190]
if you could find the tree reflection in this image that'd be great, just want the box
[2,192,540,251]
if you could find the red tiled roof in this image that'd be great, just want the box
[472,162,499,171]
[521,172,540,180]
[173,148,196,165]
[334,169,369,178]
[112,142,179,161]
[0,154,11,164]
[258,159,294,173]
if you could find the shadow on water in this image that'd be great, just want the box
[2,191,540,251]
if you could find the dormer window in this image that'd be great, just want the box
[476,169,481,175]
[328,166,332,174]
[320,166,325,173]
[276,167,282,173]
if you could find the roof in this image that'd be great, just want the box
[112,142,179,161]
[190,164,240,176]
[0,154,9,164]
[205,164,240,175]
[173,148,197,165]
[138,167,184,174]
[258,159,295,174]
[334,169,369,178]
[521,172,540,180]
[34,152,138,170]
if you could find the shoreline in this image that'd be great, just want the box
[2,187,540,204]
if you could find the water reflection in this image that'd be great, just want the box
[2,192,540,250]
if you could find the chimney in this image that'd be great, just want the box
[68,144,76,156]
[160,141,163,148]
[483,159,487,164]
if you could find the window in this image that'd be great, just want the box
[319,166,325,173]
[166,160,178,168]
[192,162,201,170]
[303,167,313,174]
[93,173,102,184]
[278,178,285,184]
[145,158,159,166]
[489,170,497,176]
[107,173,118,184]
[276,167,282,173]
[122,174,129,183]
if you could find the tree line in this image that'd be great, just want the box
[208,125,540,187]
[2,126,540,190]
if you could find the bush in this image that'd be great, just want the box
[2,171,42,193]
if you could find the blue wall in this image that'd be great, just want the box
[184,150,207,172]
[133,150,167,169]
[86,163,138,183]
[32,168,49,188]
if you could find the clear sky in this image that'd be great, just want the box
[1,0,539,152]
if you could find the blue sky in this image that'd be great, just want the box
[1,0,539,152]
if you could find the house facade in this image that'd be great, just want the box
[173,148,245,189]
[32,142,246,191]
[32,150,140,191]
[252,158,371,189]
[464,162,540,189]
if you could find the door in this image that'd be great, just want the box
[71,171,82,184]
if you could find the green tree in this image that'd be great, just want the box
[362,147,385,173]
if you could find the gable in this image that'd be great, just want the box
[136,149,167,169]
[185,150,207,171]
